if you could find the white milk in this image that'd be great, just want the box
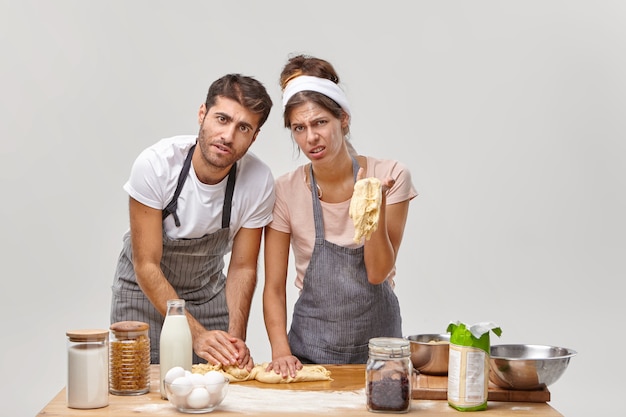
[159,307,192,399]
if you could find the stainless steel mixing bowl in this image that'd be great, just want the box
[489,344,577,390]
[407,333,450,375]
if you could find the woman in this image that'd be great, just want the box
[263,55,418,377]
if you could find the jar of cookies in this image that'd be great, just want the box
[366,337,412,413]
[109,321,150,395]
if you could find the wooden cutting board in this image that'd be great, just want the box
[412,373,551,402]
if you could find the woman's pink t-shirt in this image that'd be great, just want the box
[268,156,418,290]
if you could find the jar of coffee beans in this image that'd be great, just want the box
[366,337,412,413]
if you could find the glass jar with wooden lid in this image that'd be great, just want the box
[66,329,109,409]
[109,321,150,395]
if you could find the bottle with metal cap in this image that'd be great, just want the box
[366,337,412,413]
[66,329,109,409]
[109,321,150,395]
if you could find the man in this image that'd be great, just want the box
[111,74,274,371]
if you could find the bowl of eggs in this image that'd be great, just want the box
[163,366,229,413]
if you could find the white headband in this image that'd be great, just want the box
[282,75,351,116]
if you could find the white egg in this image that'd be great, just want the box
[203,371,225,394]
[203,370,225,384]
[168,376,193,397]
[186,387,210,409]
[188,372,206,386]
[164,366,186,384]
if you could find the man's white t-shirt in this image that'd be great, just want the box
[123,135,275,245]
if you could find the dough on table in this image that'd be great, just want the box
[349,177,382,243]
[253,363,332,383]
[192,362,332,383]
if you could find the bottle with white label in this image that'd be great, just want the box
[159,299,193,399]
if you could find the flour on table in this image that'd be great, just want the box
[220,385,366,414]
[132,402,172,414]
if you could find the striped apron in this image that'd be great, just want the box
[111,144,236,364]
[288,159,403,364]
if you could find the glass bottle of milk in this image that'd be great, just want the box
[159,298,192,399]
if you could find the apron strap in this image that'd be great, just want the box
[221,162,237,228]
[162,142,237,229]
[309,157,360,240]
[162,143,196,227]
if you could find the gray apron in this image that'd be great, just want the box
[288,159,402,364]
[111,143,236,364]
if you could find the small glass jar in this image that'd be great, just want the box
[109,321,150,395]
[366,337,412,413]
[66,329,109,409]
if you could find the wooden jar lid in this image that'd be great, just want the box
[110,321,149,333]
[66,329,108,342]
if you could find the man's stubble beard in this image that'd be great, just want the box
[197,130,246,171]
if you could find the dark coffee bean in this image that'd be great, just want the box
[367,375,410,411]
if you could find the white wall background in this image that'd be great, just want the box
[1,1,624,416]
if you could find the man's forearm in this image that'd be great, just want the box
[225,269,257,340]
[135,263,181,317]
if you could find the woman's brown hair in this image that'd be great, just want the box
[279,54,346,130]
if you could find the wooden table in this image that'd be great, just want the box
[37,365,563,416]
